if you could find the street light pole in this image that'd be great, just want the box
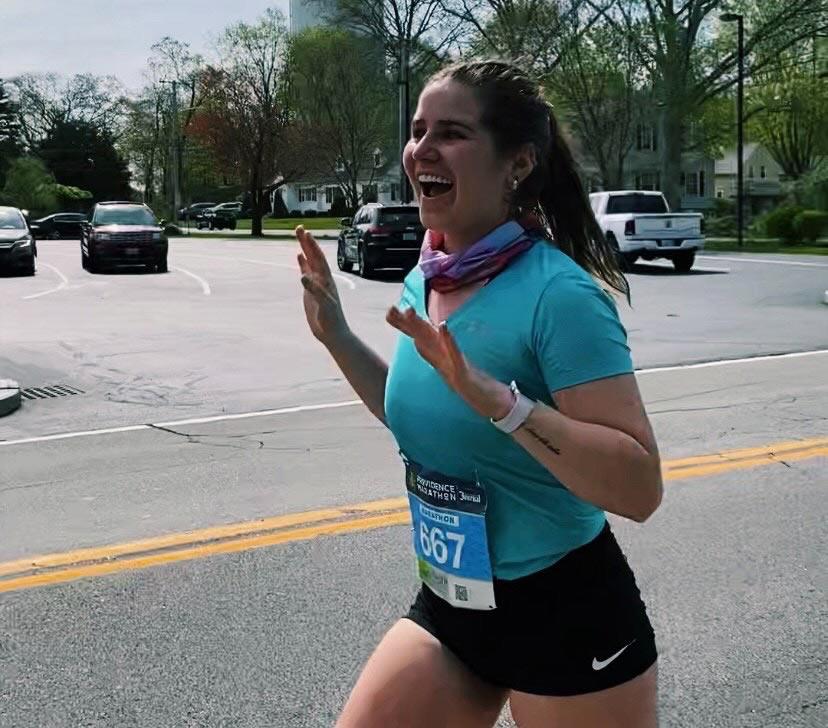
[721,13,744,248]
[398,39,412,204]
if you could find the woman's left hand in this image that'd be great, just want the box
[386,306,514,420]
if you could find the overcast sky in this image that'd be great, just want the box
[2,0,290,93]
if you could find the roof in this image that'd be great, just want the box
[715,143,760,173]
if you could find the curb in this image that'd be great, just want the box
[0,379,21,417]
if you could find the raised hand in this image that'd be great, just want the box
[296,225,348,346]
[386,306,514,420]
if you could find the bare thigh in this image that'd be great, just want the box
[336,618,509,728]
[509,663,658,728]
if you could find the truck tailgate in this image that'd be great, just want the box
[635,214,701,238]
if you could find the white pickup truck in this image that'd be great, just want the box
[589,190,704,272]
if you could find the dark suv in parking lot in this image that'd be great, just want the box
[337,204,424,277]
[80,202,168,273]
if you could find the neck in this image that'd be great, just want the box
[442,215,511,254]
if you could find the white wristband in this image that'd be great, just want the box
[491,381,535,433]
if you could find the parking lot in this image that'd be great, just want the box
[1,237,827,727]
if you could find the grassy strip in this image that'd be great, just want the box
[235,217,342,230]
[704,239,828,256]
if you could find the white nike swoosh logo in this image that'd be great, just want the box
[592,640,636,671]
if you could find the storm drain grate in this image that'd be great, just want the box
[20,384,85,401]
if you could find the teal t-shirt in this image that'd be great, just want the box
[384,238,634,580]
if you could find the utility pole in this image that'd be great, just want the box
[398,39,412,204]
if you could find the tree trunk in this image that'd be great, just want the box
[660,104,684,211]
[251,168,263,237]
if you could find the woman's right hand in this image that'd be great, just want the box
[296,225,349,347]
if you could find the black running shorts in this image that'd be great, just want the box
[405,521,657,696]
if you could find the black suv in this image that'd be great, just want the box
[337,204,424,277]
[80,202,168,273]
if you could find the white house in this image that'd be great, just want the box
[714,143,785,215]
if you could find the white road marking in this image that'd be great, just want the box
[638,348,828,374]
[22,263,69,300]
[170,266,211,295]
[3,349,828,448]
[0,401,362,447]
[698,255,828,269]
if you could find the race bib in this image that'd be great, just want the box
[404,457,496,610]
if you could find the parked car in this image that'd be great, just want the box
[0,206,36,275]
[177,202,217,221]
[31,212,87,240]
[337,203,424,277]
[589,190,704,272]
[197,201,241,230]
[80,202,168,273]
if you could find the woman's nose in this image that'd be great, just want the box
[411,134,438,161]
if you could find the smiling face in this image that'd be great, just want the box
[403,79,531,252]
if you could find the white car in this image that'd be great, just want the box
[590,190,704,272]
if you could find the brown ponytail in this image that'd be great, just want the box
[428,60,630,302]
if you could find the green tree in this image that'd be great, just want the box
[36,119,132,202]
[610,0,827,209]
[1,157,58,215]
[290,28,394,209]
[749,58,828,181]
[193,8,311,236]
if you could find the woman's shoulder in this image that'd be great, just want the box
[514,238,595,289]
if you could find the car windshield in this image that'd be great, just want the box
[0,209,26,229]
[379,208,421,225]
[94,207,157,226]
[606,195,668,214]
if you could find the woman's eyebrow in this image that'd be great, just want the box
[411,119,476,132]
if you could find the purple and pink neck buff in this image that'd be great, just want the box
[418,213,545,293]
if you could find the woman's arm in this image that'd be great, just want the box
[323,329,389,425]
[509,374,663,522]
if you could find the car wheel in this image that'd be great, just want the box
[337,240,353,272]
[157,256,168,273]
[25,258,36,276]
[358,241,374,278]
[81,245,88,270]
[87,247,99,273]
[606,233,633,272]
[672,251,695,273]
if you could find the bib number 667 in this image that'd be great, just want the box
[419,522,465,569]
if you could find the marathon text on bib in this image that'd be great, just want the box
[403,457,496,610]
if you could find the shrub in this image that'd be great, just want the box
[304,209,318,218]
[792,210,828,243]
[288,209,302,218]
[704,215,737,237]
[763,205,805,243]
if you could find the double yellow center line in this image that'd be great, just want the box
[1,436,825,594]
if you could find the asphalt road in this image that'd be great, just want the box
[1,238,826,727]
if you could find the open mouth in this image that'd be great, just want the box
[418,174,454,199]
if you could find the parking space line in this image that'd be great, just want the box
[234,257,357,291]
[637,348,828,374]
[22,263,69,300]
[170,266,211,295]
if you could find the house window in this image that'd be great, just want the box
[682,171,704,197]
[636,124,657,151]
[325,186,337,205]
[362,184,378,203]
[760,165,766,179]
[299,186,317,203]
[635,172,660,190]
[716,188,724,199]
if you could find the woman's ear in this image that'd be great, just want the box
[512,144,537,185]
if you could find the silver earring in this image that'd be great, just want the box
[512,177,519,191]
